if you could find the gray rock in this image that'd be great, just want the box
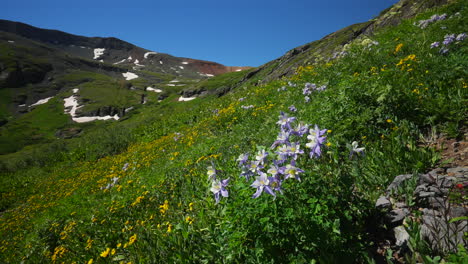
[428,168,445,178]
[421,214,467,252]
[394,226,410,247]
[422,208,441,216]
[386,208,410,225]
[449,207,468,218]
[417,191,436,198]
[395,202,407,208]
[387,174,414,192]
[446,167,468,176]
[376,196,392,209]
[419,173,436,184]
[438,177,456,188]
[428,197,446,209]
[414,184,428,194]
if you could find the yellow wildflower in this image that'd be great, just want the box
[88,259,93,264]
[100,248,111,258]
[129,234,137,245]
[394,43,403,54]
[159,200,169,214]
[167,224,173,233]
[386,119,392,123]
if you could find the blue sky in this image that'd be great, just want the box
[2,0,397,67]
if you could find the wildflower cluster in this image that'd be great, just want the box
[303,83,326,102]
[234,111,327,199]
[431,33,466,54]
[100,177,119,190]
[416,13,447,29]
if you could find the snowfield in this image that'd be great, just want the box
[63,89,119,123]
[122,72,139,80]
[178,96,196,102]
[144,52,158,59]
[30,97,54,107]
[93,48,105,59]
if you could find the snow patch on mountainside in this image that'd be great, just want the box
[122,72,139,80]
[93,48,105,59]
[30,97,53,107]
[64,89,119,123]
[144,52,158,59]
[114,59,126,65]
[178,96,196,102]
[146,87,162,93]
[182,61,189,64]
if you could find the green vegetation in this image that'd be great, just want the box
[0,1,467,263]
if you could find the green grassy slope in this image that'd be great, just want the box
[0,1,467,263]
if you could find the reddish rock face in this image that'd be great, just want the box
[180,58,251,76]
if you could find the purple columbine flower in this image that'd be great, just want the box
[456,33,467,41]
[306,125,327,158]
[283,161,305,181]
[439,47,449,54]
[255,149,269,165]
[122,163,129,171]
[276,144,290,162]
[430,41,440,48]
[317,85,327,91]
[288,105,297,112]
[211,178,229,204]
[349,141,365,159]
[288,81,296,87]
[305,96,311,103]
[267,163,282,177]
[238,97,246,101]
[248,160,264,174]
[271,130,290,149]
[287,142,304,160]
[207,165,217,180]
[291,122,309,137]
[240,165,254,180]
[276,112,296,131]
[237,153,249,166]
[443,34,456,45]
[251,172,275,198]
[303,83,315,95]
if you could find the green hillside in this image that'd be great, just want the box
[0,0,467,263]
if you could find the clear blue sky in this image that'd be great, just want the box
[2,0,398,67]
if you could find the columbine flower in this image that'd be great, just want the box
[306,125,327,158]
[237,153,249,166]
[317,85,327,91]
[439,47,449,54]
[291,122,309,137]
[241,105,254,109]
[283,161,304,181]
[238,97,246,101]
[271,130,290,149]
[456,33,467,41]
[288,81,296,87]
[276,144,290,162]
[305,96,311,103]
[349,141,365,159]
[251,172,275,198]
[207,165,217,180]
[443,34,456,45]
[287,142,304,160]
[122,163,129,171]
[430,42,440,48]
[276,112,296,130]
[255,149,269,165]
[248,160,264,174]
[210,178,229,204]
[288,105,297,112]
[303,83,315,95]
[267,162,282,177]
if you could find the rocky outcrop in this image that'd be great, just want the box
[375,167,467,258]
